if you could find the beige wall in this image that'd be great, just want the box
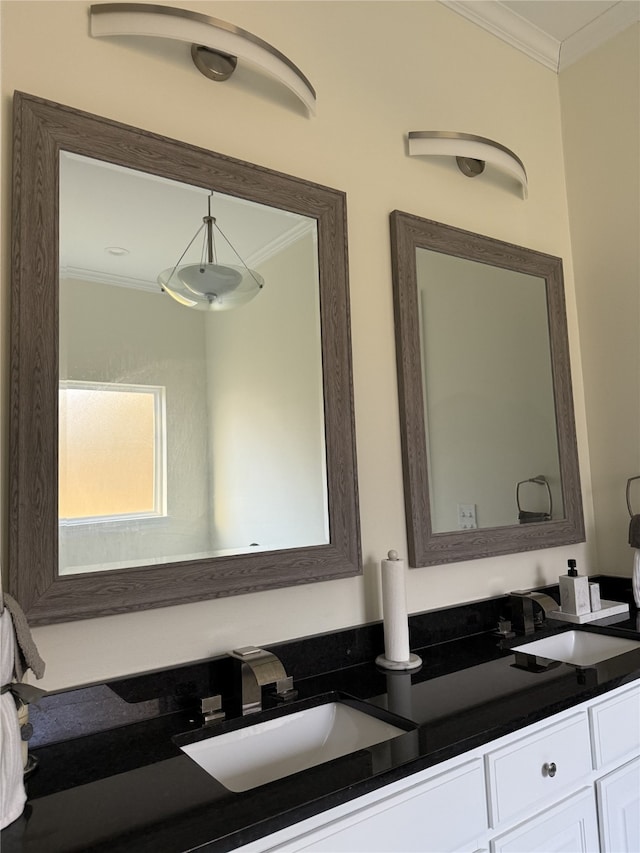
[206,231,328,551]
[560,24,640,578]
[1,1,599,690]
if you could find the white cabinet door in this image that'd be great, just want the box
[589,684,640,771]
[490,787,599,853]
[596,756,640,853]
[263,759,487,853]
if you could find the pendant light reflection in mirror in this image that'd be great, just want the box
[158,192,264,311]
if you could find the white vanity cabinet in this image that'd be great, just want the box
[589,682,640,770]
[590,683,640,852]
[490,787,599,852]
[261,758,488,853]
[485,712,599,852]
[596,758,640,852]
[236,681,640,853]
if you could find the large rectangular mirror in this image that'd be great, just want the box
[390,210,584,567]
[9,93,361,623]
[58,153,327,574]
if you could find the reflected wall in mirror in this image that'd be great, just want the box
[417,247,562,532]
[390,211,584,567]
[10,93,360,624]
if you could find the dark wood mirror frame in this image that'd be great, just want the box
[9,92,361,624]
[390,210,585,567]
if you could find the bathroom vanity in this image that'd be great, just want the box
[240,680,639,852]
[2,591,639,853]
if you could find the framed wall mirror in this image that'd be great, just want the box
[390,210,584,567]
[9,92,361,624]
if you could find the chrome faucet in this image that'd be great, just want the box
[228,646,297,715]
[509,590,559,636]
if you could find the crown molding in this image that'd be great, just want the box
[245,218,315,268]
[559,1,640,71]
[440,0,640,73]
[60,267,161,293]
[440,0,560,70]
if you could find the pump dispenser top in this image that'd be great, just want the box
[559,558,590,615]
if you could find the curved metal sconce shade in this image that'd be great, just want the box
[90,3,316,115]
[407,131,528,198]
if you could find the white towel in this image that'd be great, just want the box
[0,608,26,830]
[633,549,640,608]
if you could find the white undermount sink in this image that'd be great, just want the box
[513,630,640,667]
[180,700,410,792]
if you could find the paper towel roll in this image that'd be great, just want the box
[381,550,410,662]
[633,549,640,608]
[376,551,422,671]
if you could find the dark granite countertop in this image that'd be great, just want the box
[3,602,640,853]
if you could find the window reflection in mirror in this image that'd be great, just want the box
[59,381,166,524]
[416,247,563,533]
[59,152,328,576]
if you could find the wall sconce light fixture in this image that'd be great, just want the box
[407,131,528,198]
[90,3,316,115]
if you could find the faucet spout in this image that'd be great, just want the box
[509,590,558,636]
[228,646,296,715]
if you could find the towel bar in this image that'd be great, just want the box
[516,475,552,523]
[626,475,640,517]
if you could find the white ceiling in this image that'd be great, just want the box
[441,0,640,71]
[59,152,314,292]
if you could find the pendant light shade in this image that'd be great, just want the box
[158,194,264,311]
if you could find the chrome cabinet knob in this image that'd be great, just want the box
[543,761,557,778]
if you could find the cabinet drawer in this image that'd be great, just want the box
[486,713,591,828]
[590,683,640,770]
[264,759,487,853]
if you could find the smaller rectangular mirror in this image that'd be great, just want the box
[390,211,584,567]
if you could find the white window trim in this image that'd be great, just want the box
[59,379,167,525]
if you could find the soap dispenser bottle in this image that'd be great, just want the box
[559,559,591,616]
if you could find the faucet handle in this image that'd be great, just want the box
[275,676,298,702]
[201,694,225,726]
